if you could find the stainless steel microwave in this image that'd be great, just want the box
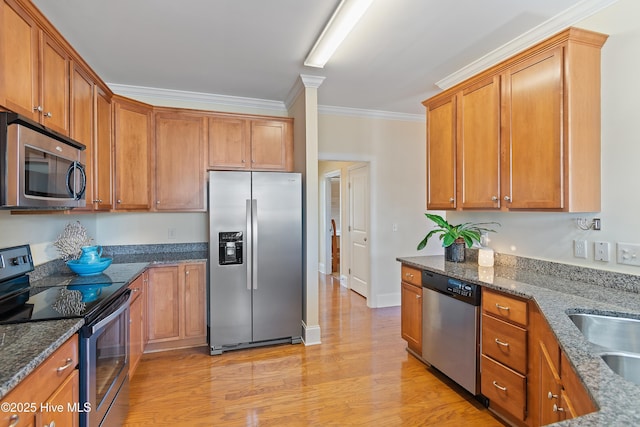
[0,112,86,209]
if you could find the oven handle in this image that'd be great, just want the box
[89,291,131,335]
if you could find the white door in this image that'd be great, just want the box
[348,164,369,297]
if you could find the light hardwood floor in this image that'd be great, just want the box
[124,274,505,426]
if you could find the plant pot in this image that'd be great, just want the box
[445,239,465,262]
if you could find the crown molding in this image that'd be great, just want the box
[435,0,619,90]
[107,83,288,113]
[318,105,424,122]
[284,74,327,110]
[110,81,423,122]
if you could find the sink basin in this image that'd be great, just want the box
[601,353,640,386]
[568,313,640,354]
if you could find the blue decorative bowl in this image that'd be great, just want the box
[66,258,112,276]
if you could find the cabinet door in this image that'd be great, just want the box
[502,47,563,209]
[40,370,79,427]
[183,263,206,339]
[459,76,500,209]
[208,116,249,169]
[426,97,456,209]
[70,63,95,210]
[113,97,152,210]
[129,274,145,377]
[400,282,422,355]
[147,266,181,342]
[40,32,70,135]
[539,341,563,425]
[1,0,40,120]
[94,87,113,211]
[155,113,206,211]
[250,119,292,170]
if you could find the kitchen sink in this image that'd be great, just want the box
[568,313,640,354]
[601,353,640,386]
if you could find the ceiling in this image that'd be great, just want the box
[32,0,603,117]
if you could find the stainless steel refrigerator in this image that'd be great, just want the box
[208,171,302,355]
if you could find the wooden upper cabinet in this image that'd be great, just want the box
[154,111,206,211]
[459,76,501,209]
[94,87,113,211]
[426,96,456,210]
[208,115,293,171]
[208,116,249,169]
[40,32,70,135]
[250,119,292,170]
[423,27,607,212]
[113,96,152,210]
[70,62,95,211]
[1,0,40,120]
[0,0,69,134]
[502,47,563,210]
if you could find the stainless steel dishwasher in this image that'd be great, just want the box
[422,270,481,395]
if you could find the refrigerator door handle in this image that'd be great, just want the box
[252,199,258,290]
[246,199,252,290]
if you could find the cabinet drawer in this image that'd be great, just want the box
[401,265,421,287]
[483,289,528,327]
[481,354,527,421]
[482,314,527,374]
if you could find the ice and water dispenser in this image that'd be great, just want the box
[218,232,243,265]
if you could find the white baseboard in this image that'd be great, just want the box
[302,320,321,346]
[375,292,401,308]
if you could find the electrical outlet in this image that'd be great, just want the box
[574,239,587,258]
[595,241,610,262]
[617,243,640,266]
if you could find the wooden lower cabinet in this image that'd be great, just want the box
[0,335,79,427]
[129,271,147,378]
[146,262,207,352]
[400,265,422,356]
[481,288,529,425]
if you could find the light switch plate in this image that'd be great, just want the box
[617,242,640,266]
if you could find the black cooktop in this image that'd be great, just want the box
[0,245,129,325]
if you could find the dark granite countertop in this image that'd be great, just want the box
[397,255,640,426]
[0,249,208,401]
[0,318,84,400]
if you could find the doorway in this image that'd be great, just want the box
[318,161,370,300]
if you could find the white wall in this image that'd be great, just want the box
[318,114,438,307]
[0,211,97,265]
[449,0,640,275]
[94,212,207,245]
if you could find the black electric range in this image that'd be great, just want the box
[0,245,129,325]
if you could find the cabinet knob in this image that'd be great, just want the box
[449,197,455,203]
[503,196,512,202]
[33,105,43,112]
[553,404,565,413]
[117,199,122,204]
[44,112,52,118]
[491,196,498,201]
[548,391,558,400]
[156,200,160,204]
[415,294,421,299]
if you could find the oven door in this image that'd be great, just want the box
[80,290,130,427]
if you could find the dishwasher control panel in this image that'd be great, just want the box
[422,270,480,306]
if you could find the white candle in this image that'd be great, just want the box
[478,248,494,267]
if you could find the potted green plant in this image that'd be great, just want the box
[417,214,499,262]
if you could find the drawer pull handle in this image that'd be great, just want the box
[9,415,19,427]
[553,404,565,413]
[495,303,510,311]
[57,357,74,373]
[415,294,421,299]
[492,381,507,392]
[548,391,558,400]
[495,338,509,347]
[405,273,414,279]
